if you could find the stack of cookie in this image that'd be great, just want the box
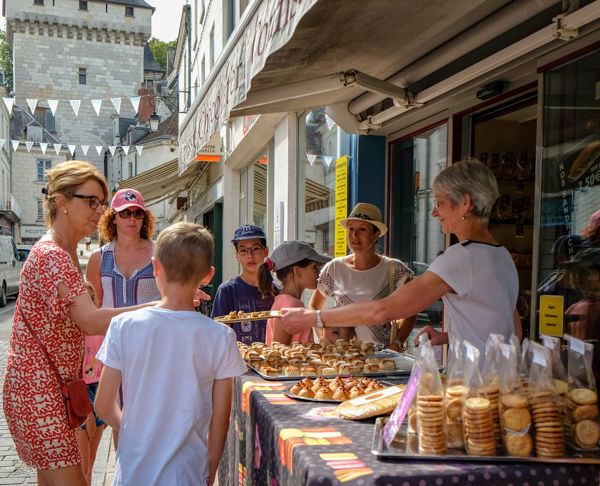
[463,397,496,456]
[445,384,467,448]
[480,383,501,448]
[565,387,600,450]
[500,393,533,457]
[529,390,565,457]
[416,394,447,454]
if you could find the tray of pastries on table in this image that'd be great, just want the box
[214,310,283,323]
[285,376,389,403]
[237,339,415,380]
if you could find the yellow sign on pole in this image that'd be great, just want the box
[334,156,348,257]
[539,295,564,337]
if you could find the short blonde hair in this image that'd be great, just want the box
[155,222,214,285]
[43,160,108,226]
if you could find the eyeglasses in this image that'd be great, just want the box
[433,197,449,209]
[237,246,265,256]
[72,194,109,210]
[118,208,145,220]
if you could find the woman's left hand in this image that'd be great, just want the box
[280,308,315,334]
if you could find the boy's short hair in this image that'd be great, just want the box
[155,222,214,285]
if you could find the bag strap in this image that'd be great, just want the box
[19,306,65,386]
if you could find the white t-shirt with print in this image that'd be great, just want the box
[317,255,413,343]
[427,240,518,356]
[97,307,247,486]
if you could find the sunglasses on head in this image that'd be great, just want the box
[117,208,145,220]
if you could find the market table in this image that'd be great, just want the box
[218,371,600,486]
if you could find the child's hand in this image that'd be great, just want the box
[193,288,212,307]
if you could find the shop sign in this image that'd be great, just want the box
[179,0,319,172]
[334,156,348,257]
[21,225,47,238]
[539,295,564,337]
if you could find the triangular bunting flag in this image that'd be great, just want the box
[2,98,14,114]
[25,141,34,153]
[95,145,104,156]
[323,155,334,167]
[91,99,102,116]
[109,145,117,156]
[0,139,4,150]
[47,100,59,116]
[26,99,38,114]
[325,114,336,130]
[68,144,76,156]
[81,145,89,156]
[129,96,140,115]
[53,143,62,155]
[39,142,48,154]
[122,145,130,156]
[70,100,81,117]
[11,140,19,152]
[306,154,317,166]
[111,98,121,114]
[135,145,143,156]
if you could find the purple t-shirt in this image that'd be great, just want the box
[211,276,276,344]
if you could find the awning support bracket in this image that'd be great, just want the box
[342,70,421,108]
[553,14,579,40]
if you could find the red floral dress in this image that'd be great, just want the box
[3,240,87,469]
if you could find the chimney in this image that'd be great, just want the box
[138,84,155,122]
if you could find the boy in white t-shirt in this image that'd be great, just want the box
[95,222,247,486]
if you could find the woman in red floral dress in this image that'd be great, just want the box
[3,161,157,486]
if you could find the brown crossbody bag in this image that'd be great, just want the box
[20,307,93,428]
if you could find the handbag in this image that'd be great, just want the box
[20,307,93,428]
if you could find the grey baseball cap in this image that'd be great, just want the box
[269,241,331,271]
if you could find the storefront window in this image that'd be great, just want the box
[539,49,600,348]
[297,108,350,255]
[239,152,268,231]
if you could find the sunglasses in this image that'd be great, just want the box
[71,194,109,210]
[117,208,145,220]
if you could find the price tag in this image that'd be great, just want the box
[383,364,420,447]
[532,349,547,367]
[541,334,554,350]
[570,336,585,355]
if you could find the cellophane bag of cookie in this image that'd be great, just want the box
[563,334,599,451]
[461,341,497,456]
[541,334,569,416]
[481,334,506,450]
[497,341,533,457]
[519,337,531,393]
[415,337,447,455]
[444,332,467,449]
[527,341,565,458]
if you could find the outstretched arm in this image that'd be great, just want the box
[207,378,233,486]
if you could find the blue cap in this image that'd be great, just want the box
[231,224,266,243]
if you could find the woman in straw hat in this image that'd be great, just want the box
[282,159,522,357]
[308,202,416,347]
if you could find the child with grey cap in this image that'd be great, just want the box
[258,241,331,345]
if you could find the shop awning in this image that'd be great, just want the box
[118,158,209,205]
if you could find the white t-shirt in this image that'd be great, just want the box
[97,307,247,486]
[317,255,413,343]
[427,240,518,356]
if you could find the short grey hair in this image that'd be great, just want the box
[433,158,499,223]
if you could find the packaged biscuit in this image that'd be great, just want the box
[519,338,531,392]
[444,332,466,449]
[528,341,565,458]
[481,334,505,449]
[541,334,569,432]
[563,334,599,451]
[498,341,533,457]
[462,341,497,456]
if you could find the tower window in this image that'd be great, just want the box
[34,0,44,5]
[78,67,87,85]
[79,1,88,10]
[125,6,134,16]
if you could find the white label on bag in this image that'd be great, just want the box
[541,335,554,349]
[532,349,546,367]
[570,336,585,355]
[349,385,403,406]
[466,344,475,362]
[501,344,510,360]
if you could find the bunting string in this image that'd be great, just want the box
[3,138,144,156]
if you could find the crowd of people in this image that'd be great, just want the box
[1,158,597,485]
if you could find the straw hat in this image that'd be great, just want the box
[340,203,387,236]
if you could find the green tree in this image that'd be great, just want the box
[148,37,177,71]
[0,30,13,92]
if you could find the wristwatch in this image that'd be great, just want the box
[316,310,324,329]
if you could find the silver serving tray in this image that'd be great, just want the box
[284,380,394,403]
[371,417,600,464]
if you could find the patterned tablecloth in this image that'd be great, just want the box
[218,371,600,486]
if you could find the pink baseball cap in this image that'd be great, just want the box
[111,189,146,212]
[590,210,600,228]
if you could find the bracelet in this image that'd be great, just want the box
[316,310,324,329]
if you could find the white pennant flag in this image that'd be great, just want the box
[109,145,117,156]
[95,145,104,156]
[53,143,62,155]
[135,145,143,156]
[25,141,34,153]
[122,145,130,156]
[0,139,4,150]
[39,142,48,154]
[81,144,89,156]
[306,154,317,166]
[323,156,334,167]
[129,96,140,115]
[26,98,38,114]
[68,144,76,156]
[111,98,121,114]
[70,100,81,117]
[91,99,102,116]
[47,100,59,116]
[325,114,336,130]
[11,140,19,152]
[2,98,14,114]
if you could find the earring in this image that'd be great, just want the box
[461,215,466,221]
[64,210,68,214]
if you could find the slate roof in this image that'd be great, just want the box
[144,44,165,73]
[136,112,178,144]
